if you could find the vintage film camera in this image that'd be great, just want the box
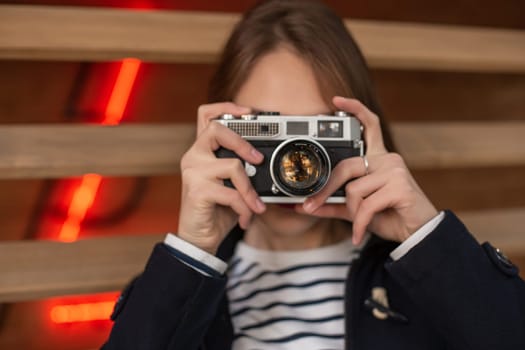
[214,111,363,203]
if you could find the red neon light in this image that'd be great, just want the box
[52,58,142,324]
[56,58,141,243]
[58,174,102,242]
[104,58,141,125]
[51,301,115,324]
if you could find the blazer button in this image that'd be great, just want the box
[482,242,519,277]
[495,248,514,268]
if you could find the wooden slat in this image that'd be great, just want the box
[0,233,163,303]
[0,5,237,63]
[392,121,525,169]
[0,208,523,302]
[0,122,524,179]
[1,5,524,72]
[347,20,525,72]
[459,208,525,255]
[0,124,194,179]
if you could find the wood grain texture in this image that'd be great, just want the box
[0,5,237,63]
[6,0,525,29]
[347,20,525,72]
[0,124,194,179]
[413,166,525,212]
[371,70,525,122]
[1,5,524,72]
[0,180,44,240]
[0,61,80,124]
[0,122,523,179]
[0,233,163,303]
[392,121,525,169]
[459,208,525,255]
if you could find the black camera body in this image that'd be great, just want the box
[214,111,363,203]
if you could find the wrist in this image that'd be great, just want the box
[177,231,220,255]
[400,207,439,243]
[164,233,228,275]
[390,211,445,260]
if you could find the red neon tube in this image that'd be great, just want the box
[57,58,141,243]
[51,58,142,323]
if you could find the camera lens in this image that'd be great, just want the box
[270,139,330,197]
[280,148,320,189]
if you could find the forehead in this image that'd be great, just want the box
[233,47,330,115]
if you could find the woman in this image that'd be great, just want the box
[103,1,525,349]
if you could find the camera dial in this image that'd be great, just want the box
[256,111,280,116]
[241,114,257,120]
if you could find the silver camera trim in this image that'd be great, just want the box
[215,113,362,143]
[269,137,332,199]
[261,196,346,204]
[215,112,362,204]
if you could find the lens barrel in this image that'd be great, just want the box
[270,138,331,197]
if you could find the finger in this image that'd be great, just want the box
[344,170,390,216]
[205,158,266,214]
[295,203,348,220]
[197,121,264,165]
[197,102,251,135]
[299,168,390,220]
[302,156,367,213]
[352,186,395,245]
[210,183,255,229]
[344,184,362,221]
[332,96,387,155]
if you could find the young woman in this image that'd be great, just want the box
[103,1,525,349]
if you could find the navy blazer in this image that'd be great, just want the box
[102,211,525,349]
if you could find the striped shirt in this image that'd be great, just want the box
[227,238,361,350]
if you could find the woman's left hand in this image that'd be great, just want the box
[296,96,438,245]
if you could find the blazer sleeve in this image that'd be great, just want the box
[386,210,525,350]
[102,243,227,350]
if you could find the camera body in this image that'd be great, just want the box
[214,111,363,203]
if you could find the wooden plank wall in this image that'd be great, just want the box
[0,1,523,296]
[1,5,525,71]
[0,2,523,349]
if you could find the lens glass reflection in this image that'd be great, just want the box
[279,147,321,189]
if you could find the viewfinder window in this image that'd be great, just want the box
[318,120,342,138]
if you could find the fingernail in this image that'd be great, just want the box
[303,198,316,213]
[251,149,264,161]
[256,198,266,212]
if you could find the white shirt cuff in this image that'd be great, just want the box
[164,233,228,275]
[389,211,445,261]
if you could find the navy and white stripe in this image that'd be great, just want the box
[227,238,361,350]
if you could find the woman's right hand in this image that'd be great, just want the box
[177,102,266,254]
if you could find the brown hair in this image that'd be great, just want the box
[208,0,395,151]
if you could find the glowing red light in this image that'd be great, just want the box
[56,59,141,243]
[51,301,115,323]
[103,58,141,125]
[58,174,102,242]
[52,58,142,323]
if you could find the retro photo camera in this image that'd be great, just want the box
[214,111,363,203]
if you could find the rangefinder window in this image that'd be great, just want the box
[286,121,309,135]
[318,120,343,138]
